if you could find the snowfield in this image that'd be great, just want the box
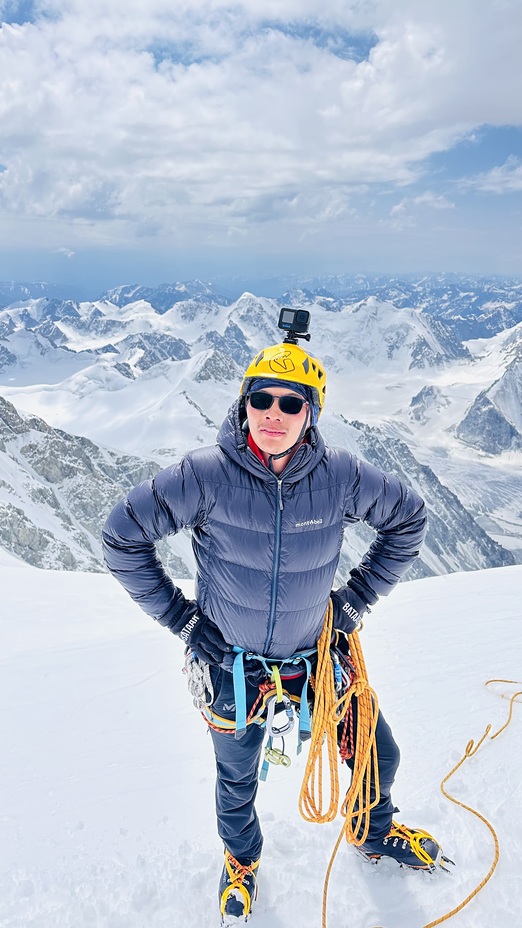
[1,564,521,928]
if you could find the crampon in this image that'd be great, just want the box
[357,821,455,873]
[219,851,259,925]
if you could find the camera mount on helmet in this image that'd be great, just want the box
[241,307,326,415]
[278,308,311,345]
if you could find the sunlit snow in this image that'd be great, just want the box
[1,564,521,927]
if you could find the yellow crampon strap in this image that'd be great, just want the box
[220,852,259,918]
[304,620,522,928]
[385,822,441,868]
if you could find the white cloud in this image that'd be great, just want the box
[411,192,455,209]
[0,0,520,254]
[387,190,455,230]
[466,156,522,194]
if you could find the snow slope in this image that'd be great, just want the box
[1,566,521,928]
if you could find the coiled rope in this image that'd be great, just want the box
[299,604,521,928]
[298,600,381,928]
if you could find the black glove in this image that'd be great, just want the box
[178,610,232,666]
[331,586,368,635]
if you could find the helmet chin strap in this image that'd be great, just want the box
[266,407,311,473]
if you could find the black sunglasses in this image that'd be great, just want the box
[248,391,307,415]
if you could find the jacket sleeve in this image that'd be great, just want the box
[342,455,427,608]
[101,456,205,628]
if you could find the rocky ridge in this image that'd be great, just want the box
[0,396,190,576]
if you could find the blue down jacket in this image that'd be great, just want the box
[102,400,427,659]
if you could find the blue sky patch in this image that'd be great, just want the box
[148,42,223,69]
[260,20,378,62]
[426,125,522,182]
[0,1,37,26]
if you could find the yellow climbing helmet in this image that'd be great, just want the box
[240,342,327,412]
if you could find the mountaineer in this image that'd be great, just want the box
[102,318,446,925]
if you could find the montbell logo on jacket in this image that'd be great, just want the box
[102,400,426,660]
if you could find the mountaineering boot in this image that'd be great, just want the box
[219,850,260,925]
[358,821,453,871]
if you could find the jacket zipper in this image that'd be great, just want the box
[263,477,284,653]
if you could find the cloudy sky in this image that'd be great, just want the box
[1,0,522,292]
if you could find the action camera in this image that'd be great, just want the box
[278,308,311,342]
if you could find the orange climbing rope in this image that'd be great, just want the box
[417,679,522,928]
[298,600,381,927]
[298,603,380,833]
[299,600,521,928]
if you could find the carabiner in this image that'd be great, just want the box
[265,692,295,737]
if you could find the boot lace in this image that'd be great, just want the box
[385,821,440,867]
[221,852,259,918]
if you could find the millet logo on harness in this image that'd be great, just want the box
[295,518,323,528]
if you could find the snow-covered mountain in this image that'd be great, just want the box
[0,396,191,576]
[217,273,522,339]
[0,289,473,377]
[1,391,511,578]
[104,280,232,312]
[0,275,521,573]
[0,280,89,308]
[455,323,522,454]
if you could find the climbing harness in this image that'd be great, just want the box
[185,643,323,777]
[230,647,316,745]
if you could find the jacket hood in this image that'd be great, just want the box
[217,398,325,481]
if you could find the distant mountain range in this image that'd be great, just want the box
[3,272,522,336]
[0,274,521,575]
